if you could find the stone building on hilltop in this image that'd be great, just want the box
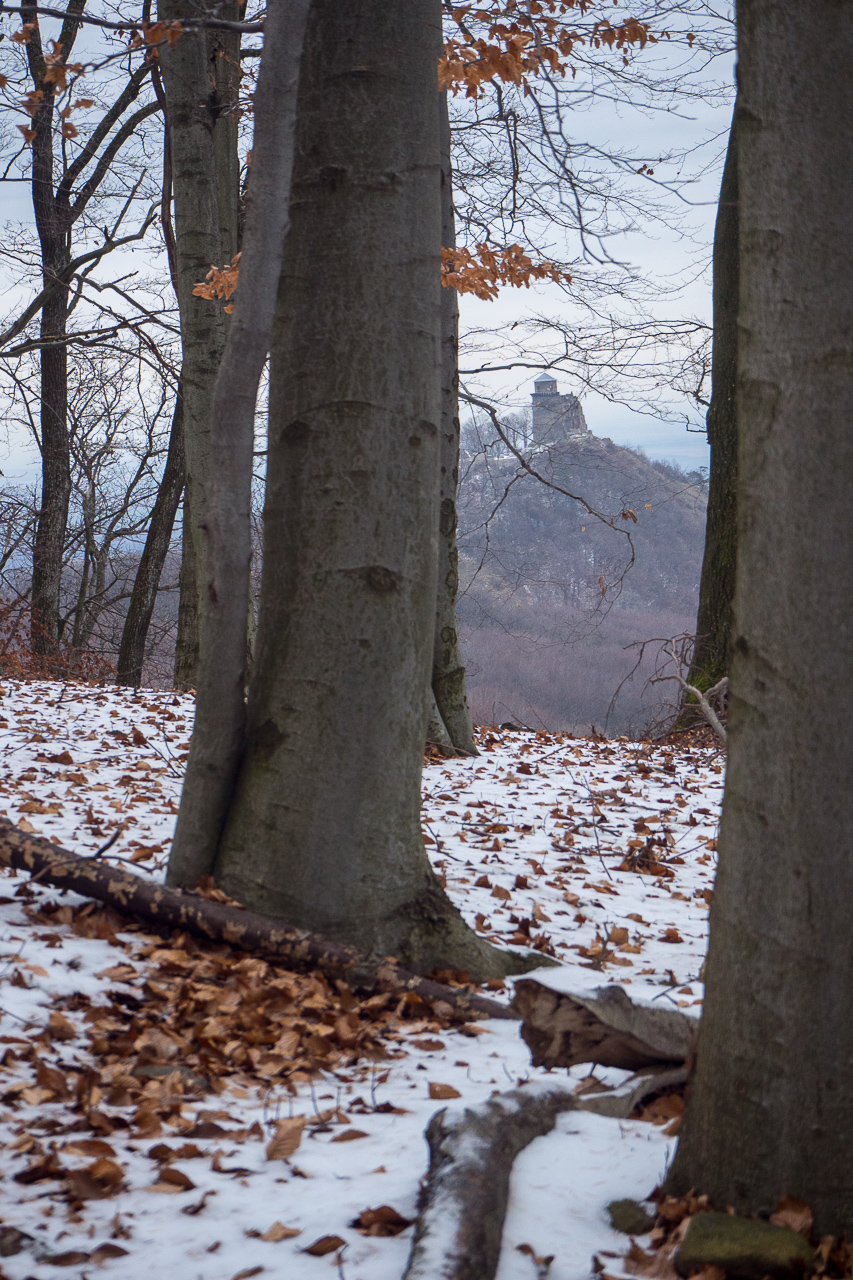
[530,373,590,446]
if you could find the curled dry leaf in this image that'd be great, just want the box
[349,1205,414,1237]
[265,1116,306,1161]
[303,1235,346,1257]
[429,1082,461,1100]
[329,1129,369,1143]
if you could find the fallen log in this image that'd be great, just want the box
[0,818,514,1023]
[402,1084,579,1280]
[511,978,697,1069]
[403,1066,691,1280]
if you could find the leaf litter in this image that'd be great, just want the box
[0,680,731,1279]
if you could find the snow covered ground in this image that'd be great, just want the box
[0,680,723,1280]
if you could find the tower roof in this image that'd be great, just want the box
[534,372,556,385]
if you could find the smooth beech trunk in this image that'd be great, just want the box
[116,391,184,687]
[690,105,739,689]
[158,0,229,691]
[213,0,515,978]
[432,91,478,756]
[668,1,853,1235]
[167,0,310,889]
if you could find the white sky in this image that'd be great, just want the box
[0,4,736,480]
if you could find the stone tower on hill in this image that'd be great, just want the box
[531,373,590,445]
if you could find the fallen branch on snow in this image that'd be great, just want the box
[402,1084,579,1280]
[402,1071,687,1280]
[511,978,697,1069]
[0,818,514,1023]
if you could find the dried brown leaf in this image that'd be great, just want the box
[303,1235,346,1257]
[265,1116,306,1161]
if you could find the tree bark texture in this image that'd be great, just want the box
[25,1,85,655]
[512,979,696,1071]
[116,390,185,687]
[0,818,513,1023]
[690,105,739,689]
[431,92,478,756]
[174,495,199,689]
[668,1,853,1235]
[213,0,516,980]
[158,0,230,692]
[402,1085,578,1280]
[207,2,242,266]
[167,0,311,889]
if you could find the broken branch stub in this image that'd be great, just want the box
[511,979,697,1070]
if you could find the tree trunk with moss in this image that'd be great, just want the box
[668,0,853,1235]
[212,0,519,979]
[690,105,739,690]
[431,91,478,756]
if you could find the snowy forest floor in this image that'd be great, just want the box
[0,680,723,1280]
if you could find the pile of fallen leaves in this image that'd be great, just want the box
[0,890,465,1158]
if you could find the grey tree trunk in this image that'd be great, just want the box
[118,77,184,689]
[116,391,185,687]
[207,4,241,266]
[431,91,478,756]
[167,0,310,889]
[667,0,853,1236]
[25,1,83,655]
[690,105,739,690]
[158,0,230,692]
[214,0,520,979]
[173,496,199,689]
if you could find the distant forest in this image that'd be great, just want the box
[457,412,708,734]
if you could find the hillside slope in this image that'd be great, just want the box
[457,422,708,733]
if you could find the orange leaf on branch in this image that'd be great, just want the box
[441,242,571,299]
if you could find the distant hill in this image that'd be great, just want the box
[456,414,708,735]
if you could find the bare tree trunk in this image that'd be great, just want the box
[213,0,520,979]
[431,91,478,755]
[208,3,242,266]
[690,105,739,690]
[167,0,311,888]
[668,0,853,1236]
[158,0,229,692]
[25,0,84,655]
[117,391,185,687]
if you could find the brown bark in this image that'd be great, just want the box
[690,105,739,691]
[512,979,696,1071]
[403,1085,578,1280]
[167,0,310,888]
[668,0,853,1235]
[0,817,513,1022]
